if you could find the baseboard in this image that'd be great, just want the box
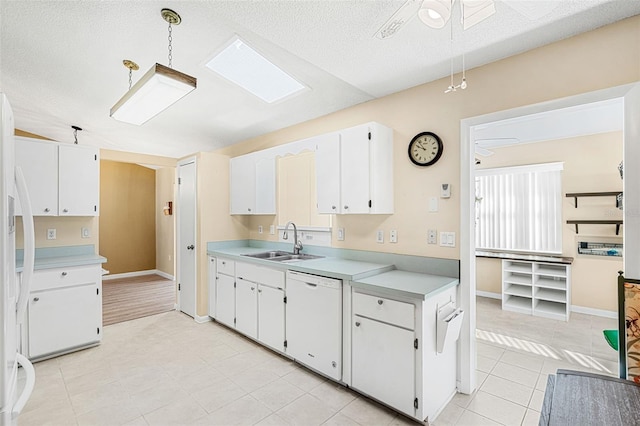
[476,291,501,300]
[571,305,617,319]
[174,303,178,310]
[103,269,175,281]
[195,315,211,324]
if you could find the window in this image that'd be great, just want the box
[475,162,563,254]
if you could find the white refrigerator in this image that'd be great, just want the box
[0,93,35,424]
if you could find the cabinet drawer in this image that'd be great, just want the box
[216,257,235,276]
[31,265,101,292]
[236,262,284,288]
[353,292,415,330]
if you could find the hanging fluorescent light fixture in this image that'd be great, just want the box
[110,9,196,125]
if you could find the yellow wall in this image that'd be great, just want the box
[475,132,623,311]
[156,167,176,276]
[99,161,156,274]
[213,17,640,263]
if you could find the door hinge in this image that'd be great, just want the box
[234,318,236,325]
[368,200,372,208]
[234,282,236,288]
[414,398,418,409]
[284,340,287,348]
[414,338,418,349]
[368,131,372,140]
[178,177,182,185]
[97,327,100,334]
[96,288,99,295]
[283,296,287,304]
[94,154,97,161]
[94,205,97,212]
[178,283,181,291]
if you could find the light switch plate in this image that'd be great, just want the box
[258,225,263,234]
[376,230,384,243]
[429,197,438,212]
[337,228,345,241]
[390,230,397,243]
[269,225,275,235]
[439,231,456,247]
[428,229,437,244]
[81,227,90,238]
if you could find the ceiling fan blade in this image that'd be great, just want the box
[374,0,422,39]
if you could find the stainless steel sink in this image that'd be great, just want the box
[241,251,323,262]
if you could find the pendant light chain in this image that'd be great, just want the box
[128,67,133,90]
[168,21,173,69]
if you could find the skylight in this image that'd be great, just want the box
[206,38,306,103]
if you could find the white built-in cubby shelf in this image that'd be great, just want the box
[502,259,571,321]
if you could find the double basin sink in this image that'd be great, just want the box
[242,250,323,263]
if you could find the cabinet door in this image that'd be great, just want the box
[28,284,100,359]
[340,125,370,214]
[235,278,258,339]
[315,133,341,214]
[15,138,58,216]
[230,155,256,214]
[352,316,416,416]
[208,257,216,318]
[258,285,285,352]
[58,145,99,216]
[215,274,235,328]
[255,157,276,214]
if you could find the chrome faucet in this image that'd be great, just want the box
[283,221,303,255]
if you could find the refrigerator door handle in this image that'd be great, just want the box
[11,353,35,418]
[15,166,34,323]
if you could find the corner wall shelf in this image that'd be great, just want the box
[566,220,623,235]
[565,192,621,208]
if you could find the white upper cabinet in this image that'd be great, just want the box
[59,144,100,216]
[15,137,99,216]
[229,154,275,215]
[15,138,58,216]
[316,122,394,214]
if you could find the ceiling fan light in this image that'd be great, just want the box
[418,0,452,29]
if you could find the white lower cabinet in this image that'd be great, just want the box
[352,315,416,416]
[257,284,285,352]
[215,273,235,328]
[25,264,102,360]
[236,278,258,339]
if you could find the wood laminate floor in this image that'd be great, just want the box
[102,274,176,326]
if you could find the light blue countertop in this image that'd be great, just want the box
[207,241,459,299]
[352,270,459,300]
[16,245,107,271]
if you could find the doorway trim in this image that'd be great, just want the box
[459,82,640,394]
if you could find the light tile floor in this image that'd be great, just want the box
[18,297,618,426]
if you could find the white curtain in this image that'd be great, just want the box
[476,162,563,254]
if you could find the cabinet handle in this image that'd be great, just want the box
[222,261,226,265]
[258,289,262,293]
[377,299,383,305]
[63,209,68,213]
[355,321,360,327]
[44,208,50,213]
[251,287,255,291]
[61,272,68,277]
[344,205,349,210]
[332,206,336,210]
[33,297,39,302]
[187,245,195,250]
[248,208,252,212]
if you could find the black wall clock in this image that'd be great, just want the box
[408,131,443,166]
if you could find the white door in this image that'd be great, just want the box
[229,155,256,214]
[340,125,370,214]
[351,316,415,416]
[178,161,196,318]
[255,157,276,214]
[624,84,640,278]
[235,278,258,339]
[315,133,341,214]
[258,284,285,352]
[15,138,58,216]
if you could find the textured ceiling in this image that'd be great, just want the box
[1,0,639,158]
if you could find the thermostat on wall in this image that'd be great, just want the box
[441,183,451,198]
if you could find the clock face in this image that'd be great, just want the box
[408,132,443,166]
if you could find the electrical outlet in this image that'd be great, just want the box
[337,228,345,241]
[376,230,384,243]
[47,228,56,240]
[428,229,437,244]
[81,227,90,238]
[390,230,397,243]
[269,225,275,235]
[258,225,263,234]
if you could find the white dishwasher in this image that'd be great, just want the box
[285,270,342,381]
